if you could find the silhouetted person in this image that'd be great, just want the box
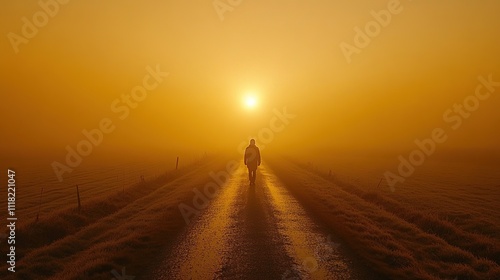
[244,139,261,185]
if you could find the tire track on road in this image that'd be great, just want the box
[153,164,371,279]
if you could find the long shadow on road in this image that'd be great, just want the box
[152,163,375,279]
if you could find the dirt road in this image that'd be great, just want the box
[151,164,374,280]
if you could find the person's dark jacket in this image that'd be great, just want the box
[244,144,261,169]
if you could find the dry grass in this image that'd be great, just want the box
[0,156,231,280]
[2,155,497,279]
[267,157,500,280]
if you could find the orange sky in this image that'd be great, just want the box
[1,0,500,165]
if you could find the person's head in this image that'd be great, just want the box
[250,139,256,146]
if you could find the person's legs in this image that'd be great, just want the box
[248,168,253,183]
[250,169,256,184]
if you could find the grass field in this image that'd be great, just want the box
[267,156,500,279]
[0,156,227,280]
[0,157,197,226]
[1,155,498,279]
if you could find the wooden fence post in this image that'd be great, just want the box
[76,185,81,212]
[377,178,383,188]
[36,187,44,222]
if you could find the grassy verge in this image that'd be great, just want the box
[0,156,233,280]
[296,161,500,265]
[267,157,500,280]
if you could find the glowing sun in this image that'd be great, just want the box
[244,94,258,109]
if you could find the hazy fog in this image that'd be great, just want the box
[2,0,500,167]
